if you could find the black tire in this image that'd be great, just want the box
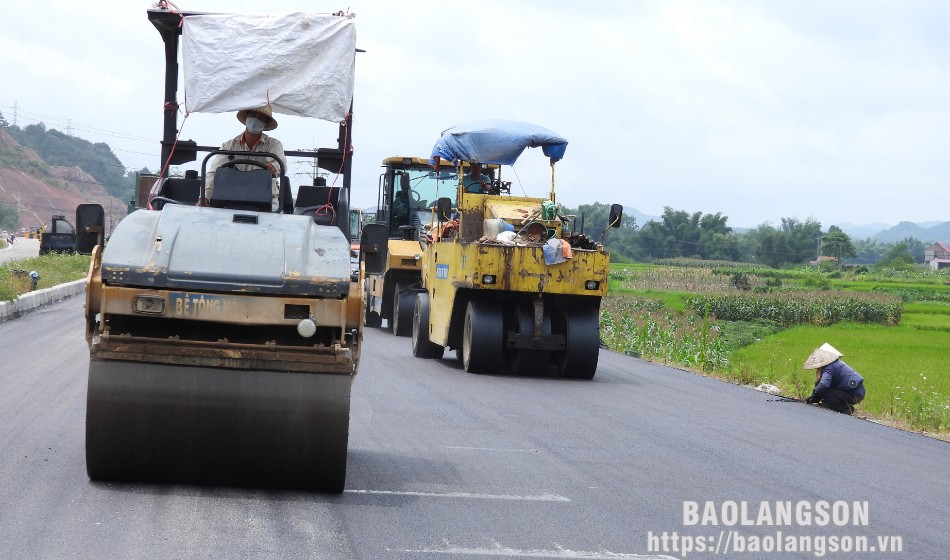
[365,310,382,328]
[462,299,503,373]
[364,282,382,328]
[554,305,600,379]
[412,293,444,359]
[391,282,414,337]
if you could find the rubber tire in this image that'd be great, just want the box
[555,306,600,380]
[412,293,444,359]
[365,310,382,328]
[462,299,503,373]
[364,282,382,328]
[391,282,414,337]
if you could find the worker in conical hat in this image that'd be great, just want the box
[803,343,865,415]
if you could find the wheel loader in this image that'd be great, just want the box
[410,120,622,379]
[363,157,492,336]
[82,6,384,492]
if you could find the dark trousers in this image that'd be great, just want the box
[819,384,865,414]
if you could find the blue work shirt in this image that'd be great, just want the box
[815,360,864,395]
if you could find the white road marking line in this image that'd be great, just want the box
[344,489,570,502]
[444,446,539,453]
[404,544,676,559]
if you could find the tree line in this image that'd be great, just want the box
[0,111,142,203]
[561,202,925,268]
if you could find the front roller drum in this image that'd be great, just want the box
[86,358,352,492]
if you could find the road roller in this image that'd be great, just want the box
[410,120,622,379]
[81,6,380,492]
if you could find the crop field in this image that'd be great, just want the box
[603,262,950,435]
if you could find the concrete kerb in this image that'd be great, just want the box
[0,280,86,324]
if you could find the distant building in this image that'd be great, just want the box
[809,255,838,265]
[924,242,950,270]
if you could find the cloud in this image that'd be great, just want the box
[2,0,946,229]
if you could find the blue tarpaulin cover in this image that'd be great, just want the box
[429,120,568,166]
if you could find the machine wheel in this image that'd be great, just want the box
[462,299,503,373]
[412,293,444,359]
[508,303,551,376]
[364,282,382,328]
[554,306,600,380]
[365,310,382,328]
[391,281,414,337]
[86,358,351,492]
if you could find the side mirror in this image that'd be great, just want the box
[608,204,623,228]
[359,223,389,275]
[601,204,623,244]
[76,203,105,255]
[436,197,453,222]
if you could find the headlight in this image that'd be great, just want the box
[133,295,166,314]
[482,274,496,285]
[584,280,600,290]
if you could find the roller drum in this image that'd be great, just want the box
[86,358,351,492]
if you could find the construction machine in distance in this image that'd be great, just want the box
[363,157,490,336]
[39,205,106,255]
[410,120,622,379]
[82,6,385,492]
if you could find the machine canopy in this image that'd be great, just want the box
[429,120,568,166]
[182,12,355,122]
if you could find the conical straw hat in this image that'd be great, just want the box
[803,343,843,370]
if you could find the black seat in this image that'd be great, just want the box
[153,177,202,209]
[294,185,350,238]
[210,167,273,212]
[295,185,336,209]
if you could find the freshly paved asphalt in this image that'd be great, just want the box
[0,295,947,559]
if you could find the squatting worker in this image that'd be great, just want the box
[803,343,865,415]
[202,105,286,209]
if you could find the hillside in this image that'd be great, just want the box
[872,221,950,244]
[0,128,127,231]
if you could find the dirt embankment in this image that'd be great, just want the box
[0,128,127,231]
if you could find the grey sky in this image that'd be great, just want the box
[2,0,947,228]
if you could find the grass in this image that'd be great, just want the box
[603,262,950,437]
[0,253,90,301]
[727,323,950,433]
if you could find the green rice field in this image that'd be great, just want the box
[603,262,950,435]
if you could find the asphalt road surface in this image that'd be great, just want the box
[1,296,947,559]
[0,237,40,264]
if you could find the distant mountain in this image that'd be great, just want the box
[623,207,661,227]
[836,222,893,240]
[872,221,950,244]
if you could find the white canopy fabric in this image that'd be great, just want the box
[182,13,355,122]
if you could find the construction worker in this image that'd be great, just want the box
[803,343,865,415]
[464,162,491,193]
[202,105,286,209]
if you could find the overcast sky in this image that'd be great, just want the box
[2,0,947,228]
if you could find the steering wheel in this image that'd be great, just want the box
[220,159,273,173]
[409,189,421,202]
